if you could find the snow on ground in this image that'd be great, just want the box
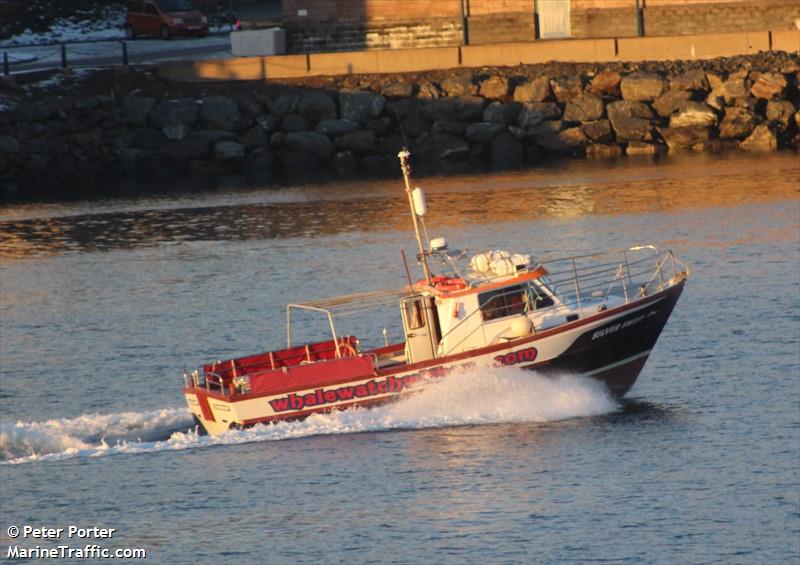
[0,6,127,47]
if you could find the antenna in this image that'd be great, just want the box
[398,149,432,284]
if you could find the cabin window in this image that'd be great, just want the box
[404,299,425,330]
[479,285,528,321]
[531,285,554,309]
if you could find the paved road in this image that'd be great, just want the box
[3,33,235,74]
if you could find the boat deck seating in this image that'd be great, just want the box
[203,336,358,381]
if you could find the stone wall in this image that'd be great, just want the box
[1,51,798,200]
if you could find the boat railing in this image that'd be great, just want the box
[286,303,343,358]
[438,247,688,357]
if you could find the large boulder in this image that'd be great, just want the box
[607,100,654,121]
[200,96,240,130]
[490,133,523,168]
[162,123,191,141]
[281,114,309,132]
[765,100,796,129]
[453,96,487,121]
[669,102,717,128]
[316,119,360,137]
[464,122,506,142]
[432,121,466,136]
[588,71,622,97]
[335,130,376,153]
[750,73,787,100]
[563,94,604,122]
[400,112,431,137]
[517,102,561,128]
[607,100,654,141]
[718,107,757,139]
[669,69,709,92]
[483,101,517,125]
[582,120,613,143]
[659,126,711,150]
[536,127,587,153]
[526,120,565,142]
[550,76,583,102]
[296,90,337,122]
[652,90,693,118]
[149,98,200,128]
[339,90,385,124]
[243,146,275,178]
[586,143,623,158]
[241,125,269,149]
[133,127,166,149]
[626,141,666,155]
[213,140,245,161]
[739,124,777,150]
[621,73,666,101]
[415,132,470,161]
[284,131,335,160]
[417,82,442,99]
[441,74,477,97]
[513,77,551,102]
[478,76,509,99]
[708,78,748,107]
[381,82,416,98]
[122,96,156,126]
[0,135,20,153]
[269,93,299,117]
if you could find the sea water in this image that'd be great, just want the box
[1,152,798,564]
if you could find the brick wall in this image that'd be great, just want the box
[572,0,800,39]
[286,19,463,53]
[282,0,800,52]
[645,1,800,36]
[571,7,640,38]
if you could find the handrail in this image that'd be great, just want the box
[286,303,341,358]
[437,248,684,357]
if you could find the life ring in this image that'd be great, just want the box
[434,276,467,292]
[415,276,467,292]
[339,343,357,357]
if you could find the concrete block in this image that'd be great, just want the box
[461,39,616,67]
[617,32,771,61]
[375,47,460,73]
[309,51,380,75]
[230,28,287,57]
[772,30,800,53]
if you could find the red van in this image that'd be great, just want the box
[125,0,209,40]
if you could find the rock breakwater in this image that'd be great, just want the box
[0,51,798,200]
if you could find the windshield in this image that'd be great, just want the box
[158,0,194,12]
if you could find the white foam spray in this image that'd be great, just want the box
[2,367,618,465]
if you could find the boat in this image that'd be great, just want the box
[183,150,690,436]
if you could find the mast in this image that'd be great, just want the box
[398,149,432,285]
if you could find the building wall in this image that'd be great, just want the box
[281,0,800,52]
[571,0,800,38]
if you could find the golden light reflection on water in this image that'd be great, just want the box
[0,152,797,259]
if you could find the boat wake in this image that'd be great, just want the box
[1,367,618,465]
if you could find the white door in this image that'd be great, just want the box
[537,0,571,39]
[400,296,438,364]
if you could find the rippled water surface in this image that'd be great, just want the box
[1,152,798,564]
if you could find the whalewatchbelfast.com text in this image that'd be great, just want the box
[268,372,441,413]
